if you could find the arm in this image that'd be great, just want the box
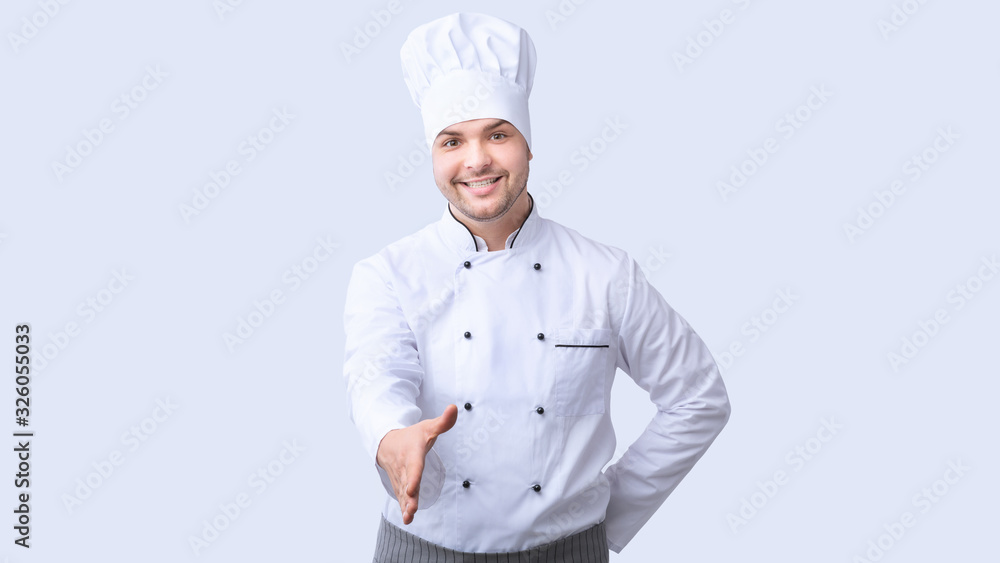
[602,257,731,553]
[342,254,451,522]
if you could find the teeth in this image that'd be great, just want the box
[464,178,496,188]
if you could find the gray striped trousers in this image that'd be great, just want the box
[372,515,610,563]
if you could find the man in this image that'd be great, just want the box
[343,12,731,562]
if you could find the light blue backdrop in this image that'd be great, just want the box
[1,0,996,561]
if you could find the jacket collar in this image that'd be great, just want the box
[439,192,541,253]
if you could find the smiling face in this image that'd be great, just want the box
[431,118,532,223]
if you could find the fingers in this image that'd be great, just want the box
[395,467,417,524]
[401,495,415,524]
[385,407,460,526]
[406,455,423,504]
[397,451,424,525]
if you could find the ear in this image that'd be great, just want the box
[527,148,533,161]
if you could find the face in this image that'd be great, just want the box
[432,118,532,223]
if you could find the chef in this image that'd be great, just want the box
[343,12,731,562]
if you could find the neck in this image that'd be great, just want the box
[452,191,532,251]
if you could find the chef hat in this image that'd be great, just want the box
[400,12,537,151]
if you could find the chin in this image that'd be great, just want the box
[459,199,504,221]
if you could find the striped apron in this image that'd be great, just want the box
[372,515,610,563]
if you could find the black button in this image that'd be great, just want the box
[537,333,545,340]
[464,261,471,268]
[532,484,541,492]
[463,480,471,488]
[464,402,472,411]
[464,331,471,339]
[533,263,541,270]
[536,407,544,415]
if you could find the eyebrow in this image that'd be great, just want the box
[436,119,510,141]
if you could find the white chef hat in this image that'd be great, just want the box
[400,12,537,151]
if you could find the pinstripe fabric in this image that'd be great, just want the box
[372,515,609,563]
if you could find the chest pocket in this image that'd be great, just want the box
[552,327,612,416]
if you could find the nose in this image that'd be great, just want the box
[463,140,491,171]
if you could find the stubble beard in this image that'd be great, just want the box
[446,167,529,223]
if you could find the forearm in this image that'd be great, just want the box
[342,255,425,461]
[603,395,730,551]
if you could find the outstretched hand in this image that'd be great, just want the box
[376,404,458,524]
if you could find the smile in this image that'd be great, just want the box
[460,177,500,188]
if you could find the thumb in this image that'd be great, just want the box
[429,404,458,437]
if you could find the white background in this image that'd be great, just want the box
[1,0,997,561]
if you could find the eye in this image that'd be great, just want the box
[442,139,458,148]
[491,132,506,140]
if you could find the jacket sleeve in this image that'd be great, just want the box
[602,257,731,553]
[343,254,438,498]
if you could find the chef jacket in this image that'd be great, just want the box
[342,193,731,553]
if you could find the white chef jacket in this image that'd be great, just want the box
[342,193,731,553]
